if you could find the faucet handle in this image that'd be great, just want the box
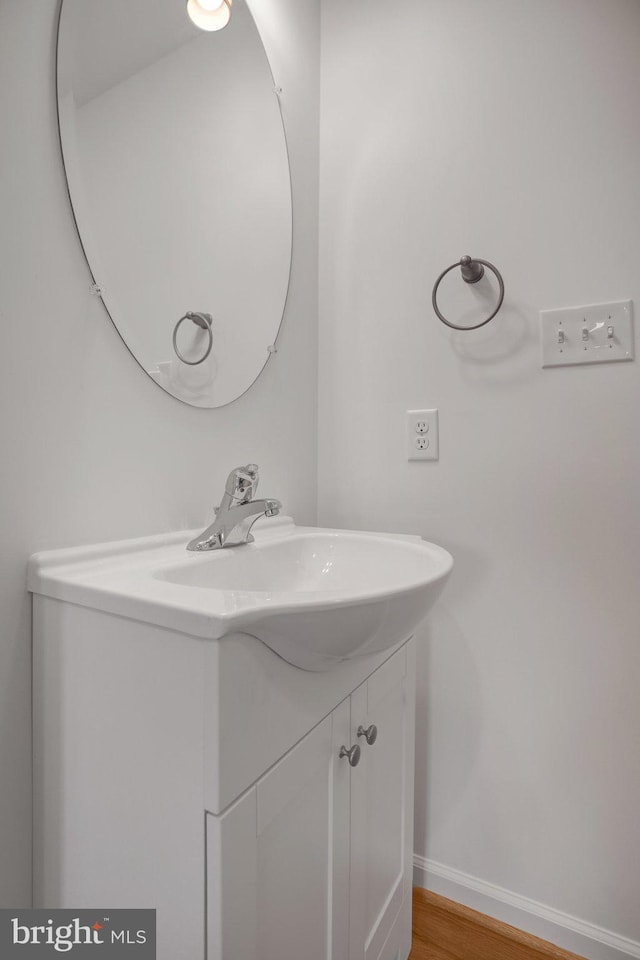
[225,464,259,502]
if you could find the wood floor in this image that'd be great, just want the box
[408,889,587,960]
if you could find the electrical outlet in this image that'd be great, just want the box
[406,409,438,460]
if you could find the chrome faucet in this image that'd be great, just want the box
[187,464,282,551]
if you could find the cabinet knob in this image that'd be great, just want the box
[339,744,361,767]
[357,724,378,746]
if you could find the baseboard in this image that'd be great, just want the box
[413,855,640,960]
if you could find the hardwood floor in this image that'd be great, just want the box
[409,889,587,960]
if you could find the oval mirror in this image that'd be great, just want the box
[57,0,292,408]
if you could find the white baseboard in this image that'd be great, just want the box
[413,855,640,960]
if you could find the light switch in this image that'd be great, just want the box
[540,300,634,367]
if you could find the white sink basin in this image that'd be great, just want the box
[28,517,452,671]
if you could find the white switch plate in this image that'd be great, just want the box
[406,409,439,460]
[540,300,634,367]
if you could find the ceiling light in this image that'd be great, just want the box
[187,0,232,32]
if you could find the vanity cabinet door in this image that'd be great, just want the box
[207,700,351,960]
[348,643,415,960]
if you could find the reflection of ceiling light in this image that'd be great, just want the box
[187,0,232,31]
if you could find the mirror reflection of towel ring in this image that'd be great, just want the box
[172,311,213,365]
[432,256,505,331]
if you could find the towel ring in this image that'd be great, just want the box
[432,256,505,331]
[172,311,213,365]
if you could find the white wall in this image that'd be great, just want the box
[319,0,640,951]
[0,0,319,905]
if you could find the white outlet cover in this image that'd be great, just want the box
[406,409,439,460]
[540,300,634,367]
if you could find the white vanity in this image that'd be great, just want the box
[29,517,452,960]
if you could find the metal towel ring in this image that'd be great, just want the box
[432,256,505,331]
[172,311,213,365]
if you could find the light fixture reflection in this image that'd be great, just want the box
[187,0,232,31]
